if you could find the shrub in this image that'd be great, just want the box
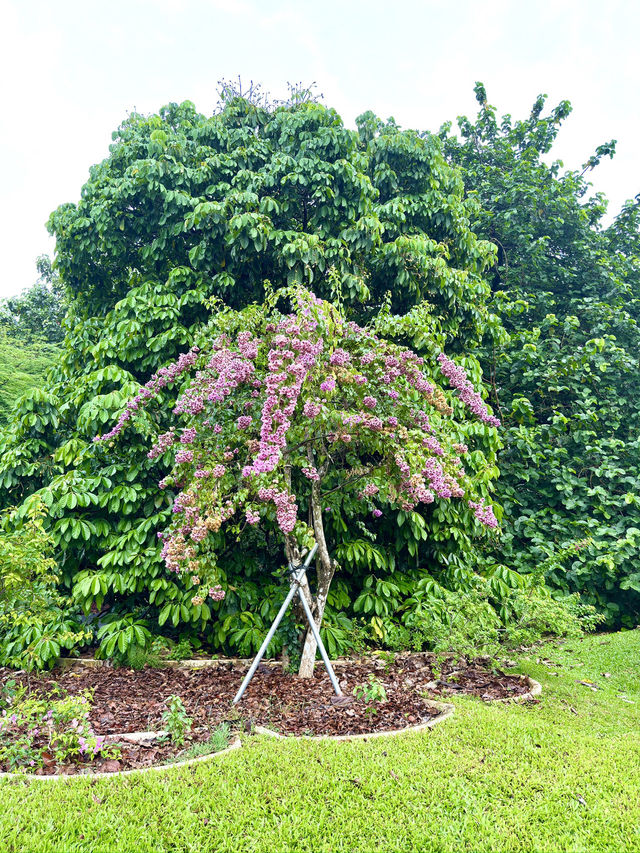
[0,500,90,670]
[0,686,118,771]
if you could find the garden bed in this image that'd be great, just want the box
[0,652,536,775]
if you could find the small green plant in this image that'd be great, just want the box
[167,638,194,661]
[353,674,387,704]
[161,695,193,746]
[164,723,230,764]
[96,615,152,663]
[0,689,119,771]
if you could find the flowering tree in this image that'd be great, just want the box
[97,288,499,677]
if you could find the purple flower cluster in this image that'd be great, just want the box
[148,430,176,460]
[174,347,255,417]
[320,376,336,393]
[302,466,321,481]
[303,400,322,419]
[329,348,351,366]
[423,435,444,456]
[437,353,501,427]
[180,428,198,444]
[258,486,298,534]
[95,346,200,442]
[422,458,465,500]
[243,316,322,482]
[468,499,498,528]
[237,331,259,360]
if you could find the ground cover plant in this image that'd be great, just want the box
[0,681,117,773]
[0,630,638,851]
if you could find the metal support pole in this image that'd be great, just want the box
[296,585,343,697]
[232,544,318,705]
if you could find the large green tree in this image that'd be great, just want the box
[439,84,640,625]
[0,94,501,653]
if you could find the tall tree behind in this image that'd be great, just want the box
[0,256,63,425]
[439,84,640,625]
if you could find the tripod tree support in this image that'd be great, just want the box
[233,543,343,704]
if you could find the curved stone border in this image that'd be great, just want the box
[254,698,454,741]
[0,736,242,782]
[490,675,542,703]
[435,672,542,703]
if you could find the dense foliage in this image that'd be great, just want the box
[0,82,634,669]
[0,94,503,662]
[439,84,640,625]
[0,500,89,670]
[0,335,60,428]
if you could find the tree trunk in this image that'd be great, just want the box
[298,457,335,678]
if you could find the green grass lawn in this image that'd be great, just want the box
[1,630,639,853]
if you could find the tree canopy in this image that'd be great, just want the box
[440,83,640,624]
[0,256,66,345]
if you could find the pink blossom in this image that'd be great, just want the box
[320,377,336,393]
[437,352,501,427]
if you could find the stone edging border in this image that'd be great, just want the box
[254,698,455,741]
[58,656,358,670]
[490,675,542,703]
[0,737,242,782]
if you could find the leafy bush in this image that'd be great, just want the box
[95,614,152,664]
[0,500,90,669]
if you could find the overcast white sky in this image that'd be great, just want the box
[1,0,638,299]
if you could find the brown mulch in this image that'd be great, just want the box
[0,653,531,775]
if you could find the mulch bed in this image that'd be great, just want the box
[0,653,531,775]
